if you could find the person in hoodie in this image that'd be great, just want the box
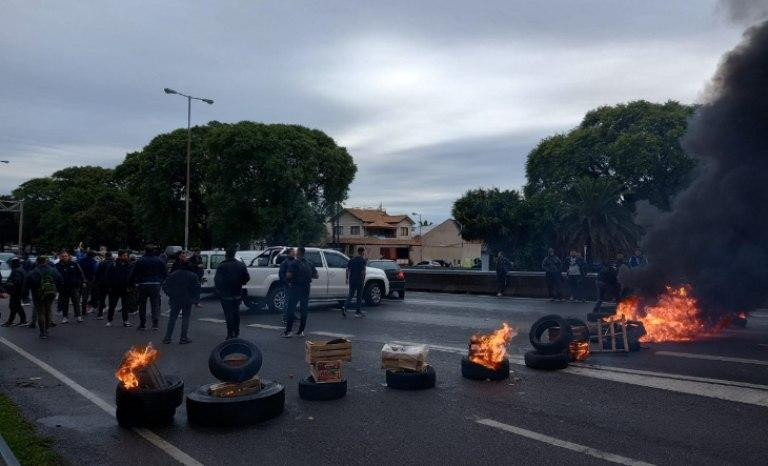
[56,250,85,323]
[106,250,134,327]
[25,255,63,338]
[129,245,167,331]
[214,248,250,339]
[1,258,27,327]
[77,250,98,316]
[161,255,198,344]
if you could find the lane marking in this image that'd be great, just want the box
[197,318,226,324]
[476,419,655,466]
[655,351,768,366]
[246,323,284,330]
[0,337,204,466]
[311,331,354,339]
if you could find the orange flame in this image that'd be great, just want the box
[469,323,518,369]
[116,344,159,389]
[614,286,705,342]
[569,340,590,361]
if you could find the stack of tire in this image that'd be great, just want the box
[186,339,285,427]
[524,314,573,370]
[460,357,510,381]
[115,376,184,428]
[385,366,436,390]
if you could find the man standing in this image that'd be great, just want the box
[628,249,647,268]
[189,249,204,308]
[129,245,167,331]
[616,253,632,300]
[541,248,563,301]
[564,250,587,302]
[56,251,85,323]
[282,247,316,338]
[1,258,26,327]
[93,251,113,319]
[343,247,367,318]
[77,250,98,315]
[593,259,620,311]
[495,251,511,297]
[25,256,62,338]
[106,251,133,327]
[278,248,296,323]
[214,248,250,340]
[162,260,198,344]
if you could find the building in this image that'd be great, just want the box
[327,208,416,263]
[410,219,482,267]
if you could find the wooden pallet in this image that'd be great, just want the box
[592,315,630,353]
[305,339,352,364]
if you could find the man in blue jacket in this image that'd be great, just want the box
[129,245,167,331]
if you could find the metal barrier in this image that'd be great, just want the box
[402,268,598,300]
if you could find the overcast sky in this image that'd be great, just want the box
[0,1,747,222]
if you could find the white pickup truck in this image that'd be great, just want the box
[242,246,390,313]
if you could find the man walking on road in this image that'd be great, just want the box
[282,247,317,338]
[541,248,563,301]
[129,245,167,331]
[105,251,133,327]
[1,258,27,327]
[162,260,198,344]
[25,256,62,338]
[343,247,367,318]
[495,251,511,297]
[215,248,250,340]
[56,251,85,323]
[278,248,296,323]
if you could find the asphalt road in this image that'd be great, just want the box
[1,291,767,465]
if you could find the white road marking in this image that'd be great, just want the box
[655,350,768,366]
[0,337,204,466]
[476,419,655,466]
[247,323,284,330]
[197,318,226,324]
[311,331,354,339]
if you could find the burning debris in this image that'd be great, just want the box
[116,343,162,390]
[463,323,518,380]
[568,341,589,362]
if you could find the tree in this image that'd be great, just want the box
[525,100,695,210]
[452,188,527,256]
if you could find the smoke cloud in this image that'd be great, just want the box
[636,18,768,317]
[718,0,768,25]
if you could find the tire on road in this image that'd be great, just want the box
[565,316,590,341]
[266,285,287,314]
[115,375,184,427]
[460,356,510,381]
[385,366,436,390]
[524,350,569,370]
[298,376,347,401]
[208,339,263,383]
[529,314,573,354]
[363,281,384,307]
[186,380,285,427]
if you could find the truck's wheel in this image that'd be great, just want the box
[363,282,383,306]
[266,285,287,314]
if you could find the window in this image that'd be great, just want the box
[333,225,343,237]
[400,227,409,236]
[324,251,348,269]
[350,226,361,235]
[305,251,324,268]
[199,255,209,269]
[210,255,226,269]
[368,260,399,271]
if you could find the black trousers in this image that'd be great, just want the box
[545,272,562,299]
[567,275,583,300]
[285,285,310,333]
[594,281,621,311]
[496,274,508,295]
[220,298,241,338]
[344,282,364,312]
[165,301,191,341]
[58,285,82,318]
[4,292,25,324]
[137,284,161,327]
[107,290,129,322]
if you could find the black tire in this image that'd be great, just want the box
[266,285,287,314]
[529,314,573,354]
[208,339,263,383]
[363,281,384,306]
[115,376,184,427]
[385,366,436,390]
[298,377,347,401]
[565,316,590,341]
[524,350,569,370]
[186,380,285,427]
[460,356,510,381]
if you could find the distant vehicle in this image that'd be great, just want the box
[0,252,15,263]
[244,246,389,313]
[415,260,442,267]
[0,260,10,283]
[367,259,405,299]
[198,250,244,293]
[237,250,263,266]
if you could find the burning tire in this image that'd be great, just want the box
[529,315,573,354]
[186,380,285,427]
[298,376,347,401]
[565,317,590,341]
[115,375,184,427]
[385,366,436,390]
[460,356,510,381]
[208,338,263,383]
[524,350,569,370]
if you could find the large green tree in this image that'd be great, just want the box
[452,188,528,256]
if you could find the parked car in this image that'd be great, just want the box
[0,259,10,284]
[237,250,263,266]
[367,259,405,299]
[244,246,389,313]
[198,250,243,293]
[414,260,442,267]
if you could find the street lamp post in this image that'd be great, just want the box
[164,87,214,251]
[412,212,423,263]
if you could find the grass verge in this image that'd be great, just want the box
[0,393,60,465]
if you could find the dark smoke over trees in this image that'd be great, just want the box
[636,18,768,316]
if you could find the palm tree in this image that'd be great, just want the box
[559,177,640,262]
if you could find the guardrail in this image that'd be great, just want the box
[402,268,598,300]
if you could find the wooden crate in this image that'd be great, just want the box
[305,339,352,364]
[310,360,343,383]
[208,376,261,398]
[381,343,429,371]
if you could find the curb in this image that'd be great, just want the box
[0,433,21,466]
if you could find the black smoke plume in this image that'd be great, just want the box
[635,17,768,318]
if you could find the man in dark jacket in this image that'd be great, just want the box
[162,261,199,344]
[1,258,26,326]
[94,252,114,319]
[214,248,250,340]
[129,245,167,330]
[541,248,563,301]
[56,251,85,323]
[282,247,317,338]
[25,256,63,338]
[77,250,98,315]
[593,259,620,311]
[495,251,511,297]
[343,247,367,317]
[106,251,133,327]
[564,250,587,302]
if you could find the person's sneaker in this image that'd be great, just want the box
[162,338,171,344]
[49,322,56,327]
[76,317,84,323]
[280,331,292,338]
[179,338,191,344]
[105,321,112,327]
[152,326,159,331]
[95,315,104,320]
[22,301,31,306]
[26,322,36,329]
[294,331,305,337]
[137,325,146,331]
[123,321,133,328]
[61,318,69,324]
[39,333,48,339]
[354,312,363,318]
[341,308,347,318]
[497,293,503,297]
[1,322,10,327]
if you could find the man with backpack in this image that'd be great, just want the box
[1,258,27,327]
[25,256,62,338]
[129,245,167,331]
[56,251,85,323]
[214,248,250,340]
[281,247,317,338]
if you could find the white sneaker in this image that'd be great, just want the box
[105,321,112,327]
[294,331,305,337]
[77,317,84,323]
[61,318,69,324]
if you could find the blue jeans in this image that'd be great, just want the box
[164,301,191,341]
[344,282,364,313]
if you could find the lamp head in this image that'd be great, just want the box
[164,88,178,95]
[202,99,214,105]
